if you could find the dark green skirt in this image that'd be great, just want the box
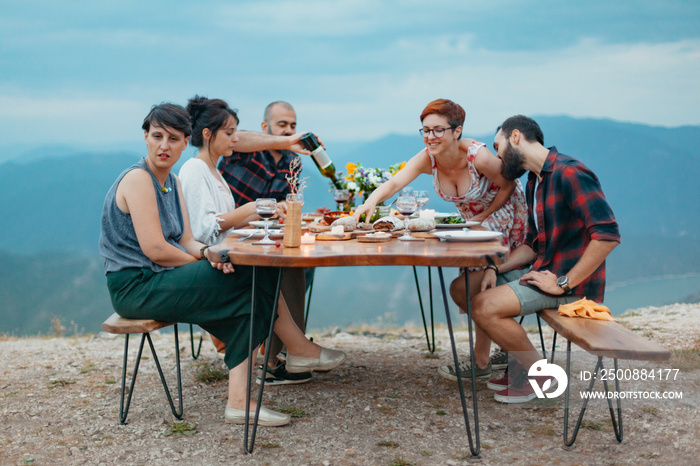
[106,261,280,370]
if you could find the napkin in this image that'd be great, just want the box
[557,298,615,321]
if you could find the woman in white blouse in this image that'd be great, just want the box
[178,95,285,245]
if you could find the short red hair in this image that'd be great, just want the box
[420,99,465,129]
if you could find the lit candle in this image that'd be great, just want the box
[300,232,316,244]
[420,209,435,221]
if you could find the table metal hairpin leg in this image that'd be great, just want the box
[244,267,284,454]
[438,267,480,457]
[563,342,623,446]
[413,266,436,353]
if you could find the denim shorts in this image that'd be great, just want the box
[497,268,579,316]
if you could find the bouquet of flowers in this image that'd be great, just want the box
[334,161,406,204]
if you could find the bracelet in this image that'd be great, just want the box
[485,264,499,274]
[199,245,210,260]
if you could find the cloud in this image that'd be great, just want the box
[0,1,698,147]
[281,38,700,140]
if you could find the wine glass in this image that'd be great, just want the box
[253,198,277,245]
[332,189,351,211]
[396,194,420,241]
[414,190,429,215]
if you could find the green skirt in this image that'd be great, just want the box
[106,261,280,370]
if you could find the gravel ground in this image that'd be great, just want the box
[1,303,698,465]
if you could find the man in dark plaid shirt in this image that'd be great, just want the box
[219,101,302,205]
[218,101,320,385]
[445,115,620,403]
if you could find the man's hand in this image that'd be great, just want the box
[519,269,564,295]
[287,132,325,155]
[481,268,498,291]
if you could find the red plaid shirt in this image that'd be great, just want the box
[525,147,620,302]
[218,150,297,205]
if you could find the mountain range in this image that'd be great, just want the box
[1,116,699,335]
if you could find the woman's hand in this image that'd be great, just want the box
[471,212,489,223]
[205,246,236,273]
[275,201,287,221]
[210,261,235,273]
[353,202,376,224]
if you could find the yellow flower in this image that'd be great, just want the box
[398,161,406,171]
[346,162,357,175]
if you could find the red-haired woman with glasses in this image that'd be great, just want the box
[354,98,527,381]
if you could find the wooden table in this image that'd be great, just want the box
[220,233,507,456]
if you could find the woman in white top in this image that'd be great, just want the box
[178,96,280,245]
[179,96,335,386]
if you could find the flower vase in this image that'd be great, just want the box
[283,194,303,248]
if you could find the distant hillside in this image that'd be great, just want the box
[0,252,112,336]
[329,117,700,236]
[2,116,698,255]
[0,151,142,254]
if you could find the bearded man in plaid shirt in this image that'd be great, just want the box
[464,115,620,403]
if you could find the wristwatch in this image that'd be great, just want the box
[556,275,572,294]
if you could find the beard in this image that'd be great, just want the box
[500,141,527,180]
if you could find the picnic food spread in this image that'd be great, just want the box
[558,298,615,321]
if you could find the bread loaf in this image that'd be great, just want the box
[330,216,357,232]
[407,218,436,232]
[372,216,404,232]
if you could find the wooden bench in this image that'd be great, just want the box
[101,313,185,424]
[537,309,672,446]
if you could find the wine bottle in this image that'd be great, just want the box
[300,132,342,189]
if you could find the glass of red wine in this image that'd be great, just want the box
[253,198,277,245]
[396,194,421,241]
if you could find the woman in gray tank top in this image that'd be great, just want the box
[99,103,345,427]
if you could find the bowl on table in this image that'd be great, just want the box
[323,211,351,225]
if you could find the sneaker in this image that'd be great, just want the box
[486,372,510,391]
[438,361,492,382]
[489,348,509,370]
[487,360,524,391]
[256,361,312,386]
[493,369,557,403]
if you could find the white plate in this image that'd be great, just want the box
[230,229,284,239]
[249,220,307,228]
[433,230,503,242]
[435,220,481,229]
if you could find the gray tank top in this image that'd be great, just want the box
[99,158,186,273]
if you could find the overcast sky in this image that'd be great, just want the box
[1,0,698,149]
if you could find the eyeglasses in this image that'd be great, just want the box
[419,126,454,138]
